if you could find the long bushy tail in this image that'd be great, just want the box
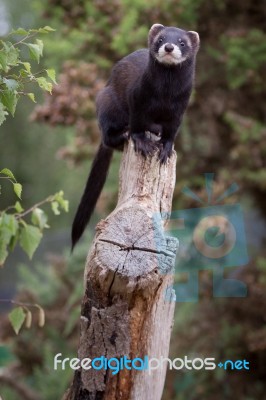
[71,143,113,250]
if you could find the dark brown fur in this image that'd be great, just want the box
[72,24,200,248]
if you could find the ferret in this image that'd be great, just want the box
[71,24,200,249]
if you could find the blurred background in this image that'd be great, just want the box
[0,0,266,399]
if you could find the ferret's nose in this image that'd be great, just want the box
[164,43,174,53]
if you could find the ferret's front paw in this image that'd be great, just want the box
[132,135,158,158]
[158,142,173,164]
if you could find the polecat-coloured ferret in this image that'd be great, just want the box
[72,24,200,248]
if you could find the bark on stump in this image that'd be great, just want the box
[64,139,178,400]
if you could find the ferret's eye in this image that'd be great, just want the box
[178,38,185,46]
[158,38,163,44]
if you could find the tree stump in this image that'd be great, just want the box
[64,139,178,400]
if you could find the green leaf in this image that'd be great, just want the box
[0,213,19,245]
[11,28,28,35]
[26,40,43,63]
[0,241,8,267]
[0,231,8,267]
[3,42,19,68]
[40,26,56,32]
[19,224,43,259]
[63,200,69,212]
[21,62,31,73]
[0,40,19,72]
[0,51,7,71]
[51,201,60,215]
[8,307,26,335]
[14,201,24,213]
[9,230,19,252]
[2,78,19,91]
[36,39,44,54]
[19,68,30,78]
[46,68,57,84]
[31,208,48,229]
[13,183,22,199]
[29,26,55,34]
[6,214,18,236]
[0,90,18,116]
[54,191,69,212]
[0,103,8,125]
[36,77,52,94]
[27,93,36,103]
[0,168,16,180]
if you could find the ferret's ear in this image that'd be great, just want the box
[187,31,200,50]
[148,24,164,46]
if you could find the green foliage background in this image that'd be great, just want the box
[0,0,265,399]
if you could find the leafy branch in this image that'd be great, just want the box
[0,168,69,266]
[0,26,57,125]
[0,25,68,337]
[0,299,45,334]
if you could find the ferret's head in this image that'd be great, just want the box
[148,24,200,66]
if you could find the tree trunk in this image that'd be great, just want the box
[64,140,178,400]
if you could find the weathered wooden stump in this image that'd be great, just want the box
[64,139,178,400]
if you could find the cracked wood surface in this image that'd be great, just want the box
[64,140,178,400]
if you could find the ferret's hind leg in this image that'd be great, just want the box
[96,88,128,150]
